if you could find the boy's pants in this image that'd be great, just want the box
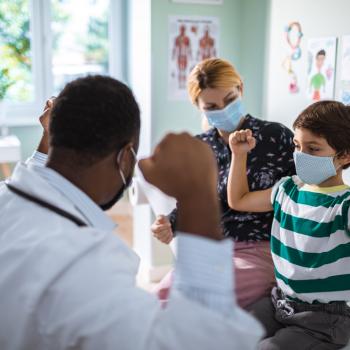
[248,287,350,350]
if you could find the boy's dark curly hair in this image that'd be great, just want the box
[293,100,350,169]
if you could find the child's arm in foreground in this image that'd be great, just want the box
[227,129,273,212]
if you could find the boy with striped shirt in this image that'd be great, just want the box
[227,101,350,349]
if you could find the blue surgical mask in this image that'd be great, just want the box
[204,98,245,132]
[293,151,338,185]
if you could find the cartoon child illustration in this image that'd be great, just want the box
[310,49,326,101]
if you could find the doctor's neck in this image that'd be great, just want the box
[46,148,123,207]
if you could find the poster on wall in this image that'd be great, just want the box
[282,21,303,94]
[168,15,219,100]
[307,37,337,102]
[339,35,350,105]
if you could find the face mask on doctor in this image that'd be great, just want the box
[100,147,137,211]
[293,151,341,185]
[203,98,245,132]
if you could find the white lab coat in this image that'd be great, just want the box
[0,162,263,350]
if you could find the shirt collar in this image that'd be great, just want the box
[32,164,117,232]
[302,183,350,194]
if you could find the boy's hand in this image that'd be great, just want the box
[229,129,256,155]
[151,215,173,244]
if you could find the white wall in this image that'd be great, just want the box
[129,0,162,282]
[128,0,271,282]
[265,0,350,183]
[265,0,350,128]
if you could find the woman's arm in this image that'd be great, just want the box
[227,129,272,212]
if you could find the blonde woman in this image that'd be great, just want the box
[152,58,295,308]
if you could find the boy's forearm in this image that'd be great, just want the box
[227,153,249,209]
[227,152,273,213]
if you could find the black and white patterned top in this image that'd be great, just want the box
[169,115,296,242]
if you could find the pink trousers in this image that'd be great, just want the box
[154,240,275,309]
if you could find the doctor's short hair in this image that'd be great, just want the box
[49,75,140,165]
[293,100,350,169]
[187,58,243,105]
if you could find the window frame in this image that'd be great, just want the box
[4,0,124,126]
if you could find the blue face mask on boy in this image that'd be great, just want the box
[204,98,245,132]
[293,151,339,185]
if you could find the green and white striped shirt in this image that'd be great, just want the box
[271,176,350,303]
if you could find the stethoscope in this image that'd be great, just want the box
[5,181,87,227]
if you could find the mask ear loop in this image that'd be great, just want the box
[129,147,137,186]
[117,150,127,186]
[118,146,137,186]
[130,147,137,160]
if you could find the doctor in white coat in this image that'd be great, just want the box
[0,76,263,349]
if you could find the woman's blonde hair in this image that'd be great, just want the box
[187,58,243,104]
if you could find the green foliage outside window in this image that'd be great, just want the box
[85,11,109,71]
[0,0,110,103]
[0,0,32,102]
[0,68,14,100]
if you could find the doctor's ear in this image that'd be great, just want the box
[116,143,134,168]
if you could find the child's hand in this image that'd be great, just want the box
[229,129,256,155]
[151,215,173,244]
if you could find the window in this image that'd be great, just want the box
[0,0,33,103]
[0,0,124,125]
[51,0,109,95]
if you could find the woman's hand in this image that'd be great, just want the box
[37,97,55,155]
[39,97,55,133]
[151,215,173,244]
[228,129,256,155]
